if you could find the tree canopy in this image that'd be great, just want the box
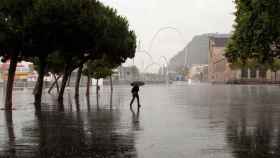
[0,0,137,108]
[225,0,280,66]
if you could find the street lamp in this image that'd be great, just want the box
[159,56,169,84]
[184,45,189,69]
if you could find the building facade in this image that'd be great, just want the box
[0,61,34,82]
[189,64,208,81]
[208,34,236,82]
[118,66,140,81]
[208,34,280,83]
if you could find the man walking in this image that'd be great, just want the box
[130,84,141,108]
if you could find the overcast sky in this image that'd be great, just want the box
[100,0,235,72]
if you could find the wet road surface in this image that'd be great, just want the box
[1,83,280,158]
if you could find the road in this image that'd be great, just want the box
[1,83,280,158]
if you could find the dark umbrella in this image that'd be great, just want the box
[130,81,145,86]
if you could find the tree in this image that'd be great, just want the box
[0,0,72,109]
[72,5,137,103]
[0,0,136,109]
[46,52,65,94]
[83,58,114,106]
[32,51,65,94]
[56,0,108,106]
[74,65,83,99]
[13,0,109,107]
[0,0,33,110]
[25,0,103,107]
[226,0,280,65]
[23,0,67,107]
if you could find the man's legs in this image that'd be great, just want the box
[136,94,141,108]
[130,95,135,107]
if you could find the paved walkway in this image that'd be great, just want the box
[1,84,280,158]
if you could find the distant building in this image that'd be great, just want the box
[208,33,280,83]
[158,67,167,76]
[168,34,210,72]
[189,64,208,81]
[118,66,140,81]
[208,34,236,82]
[168,32,280,83]
[0,61,33,82]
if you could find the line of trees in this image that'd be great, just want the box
[0,0,137,110]
[225,0,280,72]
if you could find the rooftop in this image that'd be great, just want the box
[209,33,230,47]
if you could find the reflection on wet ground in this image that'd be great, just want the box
[1,109,137,158]
[1,84,280,158]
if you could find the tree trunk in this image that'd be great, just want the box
[5,55,18,110]
[34,57,47,109]
[58,67,71,107]
[67,72,72,87]
[48,74,56,94]
[33,80,39,95]
[55,75,60,93]
[110,75,113,107]
[74,93,80,112]
[86,74,90,97]
[67,91,73,111]
[86,94,91,111]
[96,79,99,106]
[275,71,277,81]
[74,65,83,98]
[48,74,61,94]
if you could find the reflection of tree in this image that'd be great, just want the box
[67,91,73,111]
[74,93,81,112]
[226,86,279,158]
[84,109,137,157]
[2,111,16,157]
[86,95,91,111]
[34,110,87,157]
[19,108,138,157]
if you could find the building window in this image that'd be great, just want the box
[250,69,257,78]
[259,69,267,78]
[241,68,248,78]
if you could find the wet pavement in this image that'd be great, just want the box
[1,83,280,158]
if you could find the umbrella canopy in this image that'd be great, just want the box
[130,81,145,86]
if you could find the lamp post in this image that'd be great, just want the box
[160,56,169,84]
[184,45,189,69]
